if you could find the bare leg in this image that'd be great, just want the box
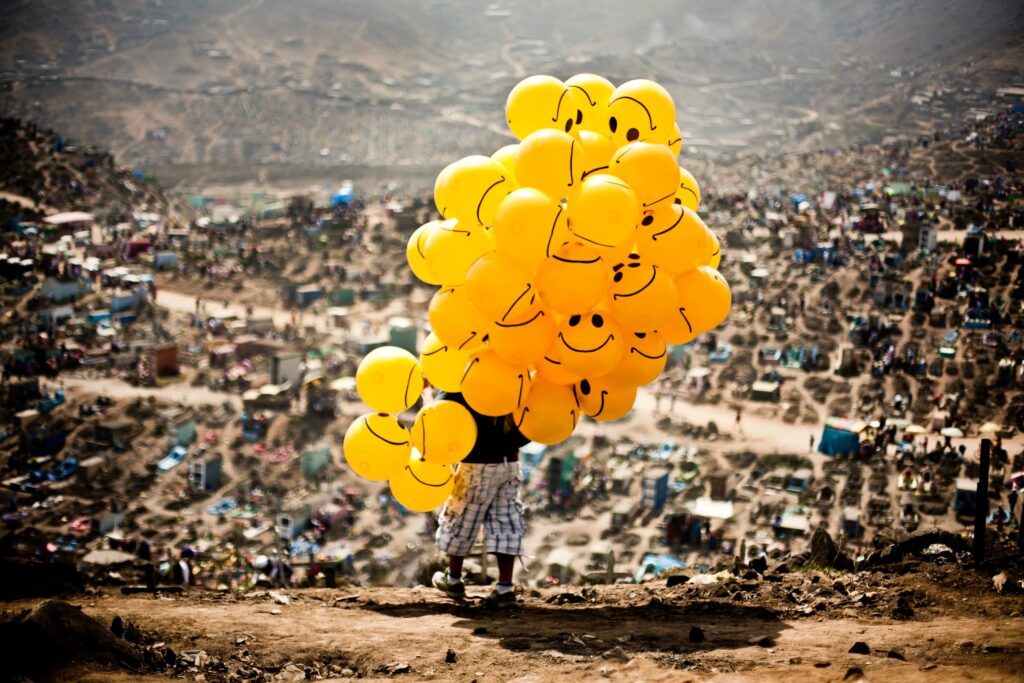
[448,554,464,578]
[496,553,514,584]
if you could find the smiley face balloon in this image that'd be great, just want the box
[407,221,441,285]
[411,400,477,465]
[667,122,682,158]
[505,75,578,141]
[461,350,532,416]
[554,310,624,378]
[606,253,678,332]
[569,175,640,253]
[609,142,680,212]
[634,204,712,277]
[603,330,668,386]
[660,266,732,344]
[491,144,519,185]
[536,241,608,315]
[343,413,412,481]
[423,219,494,285]
[442,155,516,228]
[492,187,571,274]
[488,307,557,366]
[576,130,615,178]
[575,376,637,422]
[535,343,583,386]
[355,346,424,414]
[513,378,579,445]
[419,332,473,393]
[515,129,586,203]
[675,166,701,212]
[606,79,676,148]
[566,73,615,133]
[428,286,490,351]
[464,251,540,324]
[389,453,455,512]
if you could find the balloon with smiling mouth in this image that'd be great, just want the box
[461,349,532,417]
[602,330,668,386]
[389,452,455,512]
[343,413,412,481]
[608,141,680,212]
[553,310,625,378]
[575,376,638,422]
[406,220,442,285]
[422,219,494,285]
[355,346,424,415]
[634,204,713,277]
[515,129,586,203]
[606,253,678,332]
[440,155,517,228]
[419,332,473,393]
[411,400,477,466]
[536,241,609,315]
[513,378,579,445]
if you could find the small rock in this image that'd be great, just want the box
[747,636,774,647]
[983,644,1003,653]
[387,662,412,675]
[788,657,803,665]
[688,626,705,643]
[270,608,282,615]
[445,648,457,664]
[742,569,760,581]
[601,646,631,663]
[269,591,290,605]
[843,666,865,681]
[887,650,907,661]
[955,640,975,650]
[921,663,937,671]
[848,641,871,655]
[546,592,585,605]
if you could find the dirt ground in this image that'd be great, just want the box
[7,564,1023,683]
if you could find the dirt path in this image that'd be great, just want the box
[19,588,1021,682]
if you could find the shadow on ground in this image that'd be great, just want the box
[366,597,789,656]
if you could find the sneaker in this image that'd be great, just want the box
[432,570,465,600]
[485,587,518,607]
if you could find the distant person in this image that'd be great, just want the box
[172,547,196,585]
[431,390,529,606]
[809,434,815,453]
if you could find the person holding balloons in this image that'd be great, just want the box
[431,389,529,606]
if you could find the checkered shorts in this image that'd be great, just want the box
[435,461,525,557]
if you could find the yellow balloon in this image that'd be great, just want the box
[606,253,678,332]
[505,75,577,141]
[434,161,456,219]
[535,344,583,386]
[566,73,615,133]
[660,266,732,344]
[513,378,579,445]
[389,455,455,512]
[407,221,441,285]
[676,166,701,212]
[577,130,615,178]
[707,230,721,269]
[356,346,423,414]
[443,155,516,228]
[428,286,490,351]
[488,307,557,366]
[536,241,608,315]
[667,123,682,158]
[411,400,478,465]
[343,413,411,481]
[461,350,532,416]
[464,251,540,324]
[635,205,712,277]
[422,220,494,285]
[515,129,586,203]
[491,144,519,185]
[602,330,667,386]
[576,376,637,422]
[554,309,625,378]
[606,79,677,149]
[420,332,472,392]
[609,142,680,212]
[492,188,571,274]
[568,174,639,252]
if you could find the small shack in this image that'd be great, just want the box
[188,454,223,493]
[818,417,866,457]
[751,380,781,402]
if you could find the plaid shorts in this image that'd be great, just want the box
[435,461,524,557]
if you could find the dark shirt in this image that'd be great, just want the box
[436,391,529,463]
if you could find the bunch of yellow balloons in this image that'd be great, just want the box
[343,346,479,511]
[404,75,729,451]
